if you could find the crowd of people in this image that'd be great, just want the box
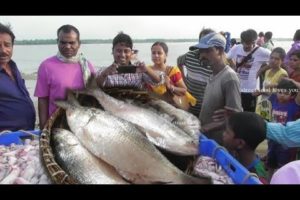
[1,22,300,184]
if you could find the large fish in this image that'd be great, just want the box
[55,95,212,184]
[77,86,198,156]
[147,99,201,141]
[52,128,128,184]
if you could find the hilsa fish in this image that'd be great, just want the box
[52,128,128,184]
[55,94,211,184]
[76,85,198,156]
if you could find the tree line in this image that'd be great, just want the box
[15,39,198,45]
[15,38,292,45]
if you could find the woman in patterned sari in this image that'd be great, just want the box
[147,41,196,111]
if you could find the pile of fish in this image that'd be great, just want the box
[192,156,233,184]
[77,86,200,155]
[0,139,52,184]
[52,128,128,184]
[49,84,233,184]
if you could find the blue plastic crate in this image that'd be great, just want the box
[0,130,41,146]
[199,134,262,184]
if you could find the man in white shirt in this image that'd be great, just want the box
[227,29,271,112]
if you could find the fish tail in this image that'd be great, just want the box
[86,74,99,89]
[55,91,80,109]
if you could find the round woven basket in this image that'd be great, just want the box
[39,89,195,184]
[39,89,151,184]
[40,107,78,184]
[104,88,151,103]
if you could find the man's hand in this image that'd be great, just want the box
[212,108,236,122]
[212,109,227,122]
[105,62,118,75]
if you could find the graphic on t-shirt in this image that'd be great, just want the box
[272,110,288,124]
[236,54,254,80]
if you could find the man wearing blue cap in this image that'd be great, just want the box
[192,32,243,144]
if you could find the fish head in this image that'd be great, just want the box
[66,107,96,133]
[52,128,79,150]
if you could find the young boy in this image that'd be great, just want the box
[222,112,268,184]
[96,32,162,89]
[266,79,300,179]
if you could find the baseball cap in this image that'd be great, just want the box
[191,32,226,50]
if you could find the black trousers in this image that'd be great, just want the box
[241,93,256,112]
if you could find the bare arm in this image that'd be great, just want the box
[165,76,187,96]
[138,64,161,83]
[256,63,270,79]
[38,97,49,130]
[177,54,187,83]
[201,108,237,133]
[227,58,236,70]
[177,54,186,68]
[96,63,118,88]
[201,121,225,133]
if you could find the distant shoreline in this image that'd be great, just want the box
[15,39,199,45]
[22,72,37,80]
[15,38,292,45]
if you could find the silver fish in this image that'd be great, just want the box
[78,53,92,88]
[55,95,211,184]
[77,87,198,156]
[52,128,128,184]
[147,99,201,141]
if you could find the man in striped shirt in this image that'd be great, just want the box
[177,28,215,117]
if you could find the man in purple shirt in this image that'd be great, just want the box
[0,23,35,131]
[34,24,95,130]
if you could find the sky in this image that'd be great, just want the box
[1,16,299,40]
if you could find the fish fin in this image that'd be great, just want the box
[74,75,103,100]
[66,90,81,106]
[74,74,99,96]
[117,169,149,184]
[142,130,165,147]
[117,169,172,184]
[55,91,81,109]
[86,73,99,89]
